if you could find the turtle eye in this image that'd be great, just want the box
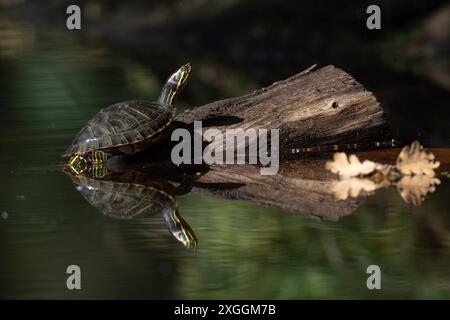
[172,72,180,81]
[175,231,186,241]
[168,73,182,87]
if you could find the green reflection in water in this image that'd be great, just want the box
[0,19,449,299]
[176,187,450,299]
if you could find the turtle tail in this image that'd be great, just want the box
[158,63,191,107]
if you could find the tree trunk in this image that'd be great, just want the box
[176,65,388,157]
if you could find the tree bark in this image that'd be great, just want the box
[176,65,388,157]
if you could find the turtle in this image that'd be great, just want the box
[68,174,198,249]
[63,63,192,177]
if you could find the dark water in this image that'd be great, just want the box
[1,19,450,299]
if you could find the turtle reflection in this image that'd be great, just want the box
[67,174,198,249]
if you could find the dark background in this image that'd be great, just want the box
[1,0,450,300]
[2,0,449,146]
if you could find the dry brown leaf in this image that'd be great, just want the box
[325,152,376,178]
[396,141,440,176]
[397,175,441,206]
[329,178,378,200]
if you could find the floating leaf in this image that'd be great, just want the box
[397,175,441,206]
[325,152,376,178]
[329,178,378,200]
[396,141,440,176]
[325,141,441,205]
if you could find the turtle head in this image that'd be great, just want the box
[163,208,198,250]
[159,63,191,107]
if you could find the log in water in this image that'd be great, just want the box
[176,65,389,157]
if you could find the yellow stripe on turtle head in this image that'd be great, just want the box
[159,63,192,107]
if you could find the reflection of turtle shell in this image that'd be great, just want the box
[70,176,176,220]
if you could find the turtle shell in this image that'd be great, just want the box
[70,175,176,220]
[63,100,174,157]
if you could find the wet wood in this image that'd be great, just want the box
[191,159,360,220]
[356,148,450,166]
[176,65,388,157]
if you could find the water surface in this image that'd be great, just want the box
[1,19,450,299]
